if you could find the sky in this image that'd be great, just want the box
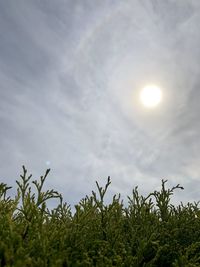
[1,0,200,209]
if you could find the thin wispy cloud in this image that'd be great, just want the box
[1,0,200,207]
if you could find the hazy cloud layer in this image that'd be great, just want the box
[1,0,200,207]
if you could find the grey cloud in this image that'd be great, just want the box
[1,0,200,208]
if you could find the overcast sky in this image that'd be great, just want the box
[1,0,200,208]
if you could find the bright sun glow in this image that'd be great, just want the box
[140,85,162,108]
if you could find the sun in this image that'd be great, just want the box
[140,85,162,108]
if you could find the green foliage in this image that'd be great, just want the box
[0,167,200,266]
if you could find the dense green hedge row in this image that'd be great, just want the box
[1,166,200,266]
